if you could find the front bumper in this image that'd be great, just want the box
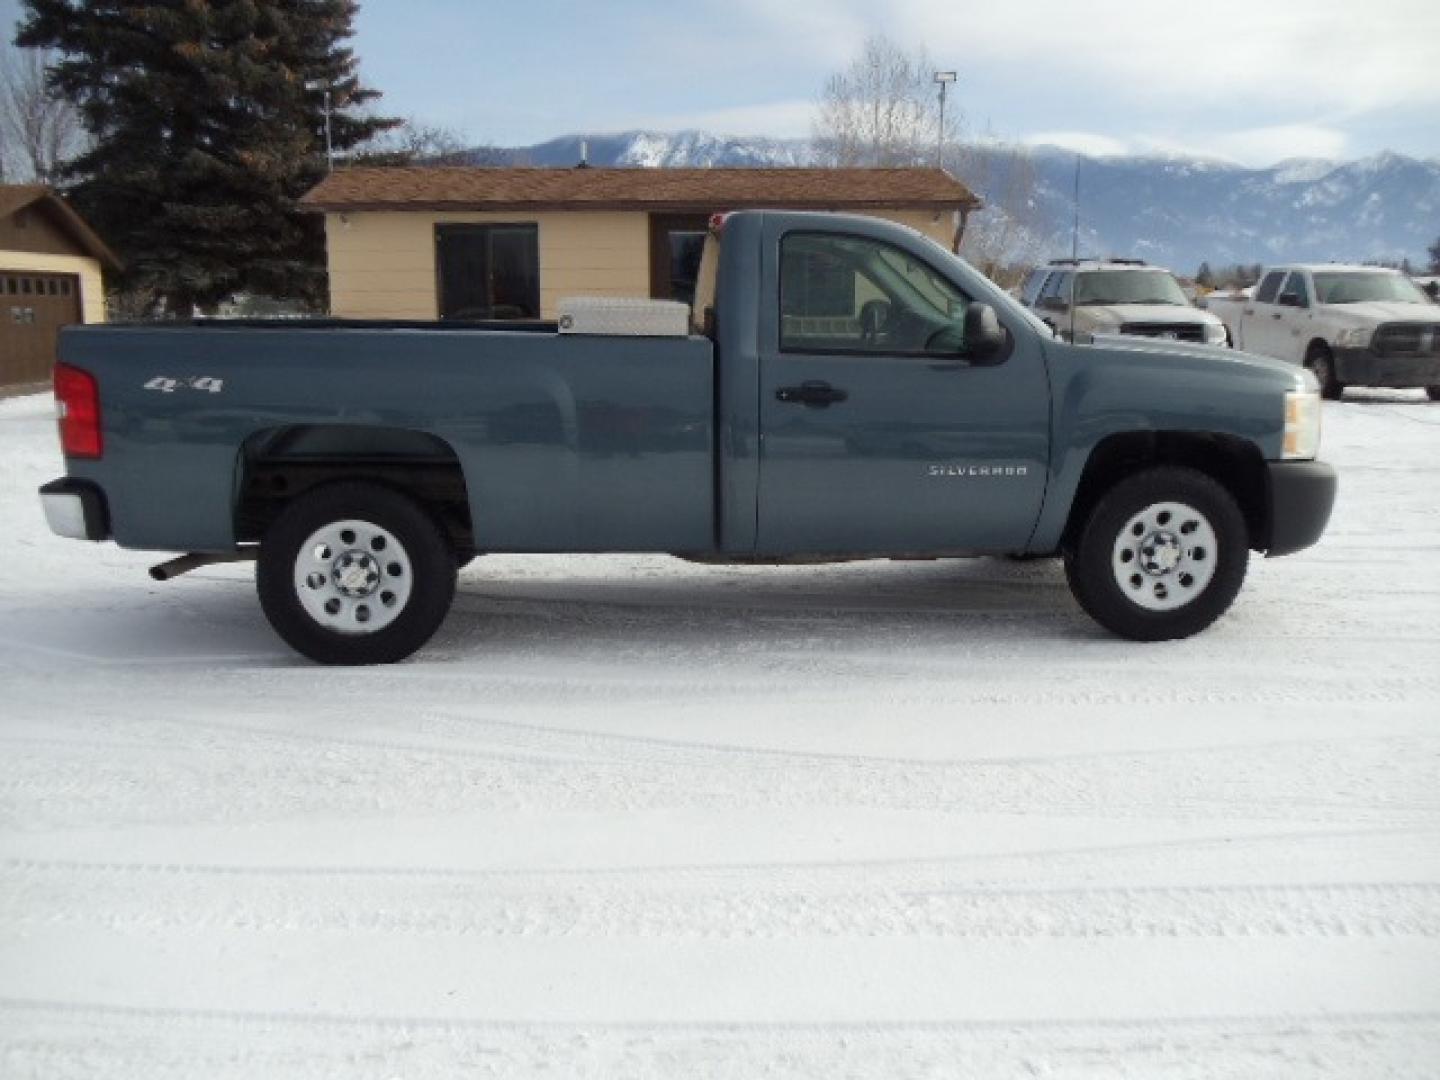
[1264,460,1337,557]
[1333,347,1440,388]
[39,478,110,541]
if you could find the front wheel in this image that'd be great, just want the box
[1306,344,1344,401]
[1427,385,1440,402]
[257,482,457,665]
[1064,467,1249,641]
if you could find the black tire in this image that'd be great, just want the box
[1427,385,1440,402]
[1063,466,1249,641]
[257,482,457,665]
[1306,343,1343,401]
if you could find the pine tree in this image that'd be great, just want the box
[1195,261,1213,288]
[1429,236,1440,274]
[17,0,397,314]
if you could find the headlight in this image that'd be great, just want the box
[1283,390,1321,460]
[1203,321,1228,345]
[1334,326,1372,348]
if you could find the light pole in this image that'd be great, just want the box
[933,71,956,171]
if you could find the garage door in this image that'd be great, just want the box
[1,270,82,389]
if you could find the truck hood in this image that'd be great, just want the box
[1077,303,1223,328]
[1321,301,1439,324]
[1088,333,1309,385]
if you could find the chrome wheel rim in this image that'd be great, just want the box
[1111,500,1218,612]
[293,519,413,634]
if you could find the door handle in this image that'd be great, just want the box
[776,380,848,407]
[1272,312,1283,320]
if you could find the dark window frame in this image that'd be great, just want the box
[648,213,711,305]
[434,222,541,321]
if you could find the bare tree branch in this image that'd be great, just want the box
[353,116,510,167]
[0,45,85,184]
[812,35,958,168]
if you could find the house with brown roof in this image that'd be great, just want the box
[2,185,120,390]
[301,167,980,321]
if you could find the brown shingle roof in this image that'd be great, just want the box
[301,166,980,213]
[0,184,123,270]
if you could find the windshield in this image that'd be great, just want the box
[1313,272,1429,305]
[1073,269,1188,306]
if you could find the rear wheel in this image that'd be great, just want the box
[1426,385,1440,402]
[257,482,457,665]
[1064,466,1249,641]
[1306,342,1343,400]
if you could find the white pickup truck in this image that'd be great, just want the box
[1205,265,1440,400]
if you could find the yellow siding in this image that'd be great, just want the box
[0,250,106,323]
[323,208,960,320]
[867,209,959,250]
[325,210,649,320]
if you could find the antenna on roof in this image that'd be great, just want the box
[1070,154,1080,343]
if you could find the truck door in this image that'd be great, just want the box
[1241,270,1288,357]
[1270,271,1312,364]
[754,227,1050,555]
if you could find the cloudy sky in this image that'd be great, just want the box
[5,0,1438,167]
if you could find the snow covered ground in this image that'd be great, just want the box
[2,388,1438,1078]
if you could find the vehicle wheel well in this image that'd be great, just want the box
[1062,431,1268,553]
[235,425,473,553]
[1305,338,1332,361]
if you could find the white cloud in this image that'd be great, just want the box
[882,0,1440,113]
[1151,125,1351,167]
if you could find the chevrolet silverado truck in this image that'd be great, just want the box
[1205,264,1440,400]
[39,211,1337,664]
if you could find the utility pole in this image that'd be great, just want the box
[934,71,956,170]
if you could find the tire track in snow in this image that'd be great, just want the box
[3,999,1439,1080]
[6,857,1440,940]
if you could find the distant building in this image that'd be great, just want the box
[1,185,120,390]
[301,167,981,321]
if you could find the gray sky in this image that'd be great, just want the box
[5,0,1438,166]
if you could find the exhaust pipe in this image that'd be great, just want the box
[149,550,257,582]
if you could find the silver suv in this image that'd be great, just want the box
[1019,259,1229,346]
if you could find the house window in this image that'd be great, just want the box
[649,214,710,307]
[435,223,540,320]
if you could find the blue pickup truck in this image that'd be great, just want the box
[39,211,1336,664]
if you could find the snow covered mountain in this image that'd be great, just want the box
[480,130,1440,272]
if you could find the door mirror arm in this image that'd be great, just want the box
[961,302,1010,365]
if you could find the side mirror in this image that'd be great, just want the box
[964,302,1009,363]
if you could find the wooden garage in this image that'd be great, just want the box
[1,185,120,391]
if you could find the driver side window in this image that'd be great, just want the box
[779,232,971,355]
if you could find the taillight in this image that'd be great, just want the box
[54,361,103,458]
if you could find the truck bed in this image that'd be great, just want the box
[58,323,718,554]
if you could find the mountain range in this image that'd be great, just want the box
[479,130,1440,274]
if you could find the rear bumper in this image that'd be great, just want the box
[1333,347,1440,388]
[1264,460,1336,557]
[39,478,110,541]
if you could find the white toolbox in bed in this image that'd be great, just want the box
[556,297,691,337]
